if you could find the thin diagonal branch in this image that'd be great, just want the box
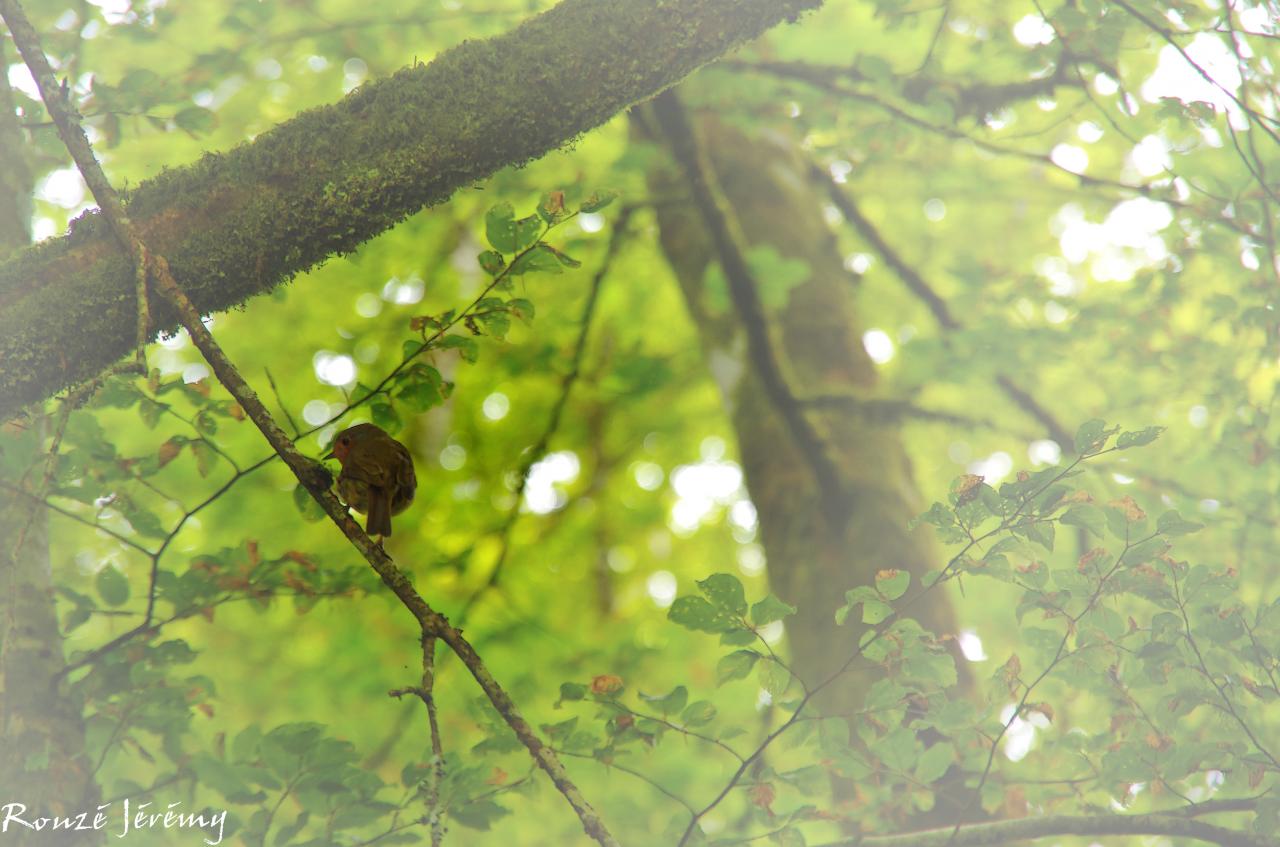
[651,89,846,523]
[459,205,634,620]
[812,163,1074,448]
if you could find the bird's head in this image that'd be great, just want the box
[324,423,385,464]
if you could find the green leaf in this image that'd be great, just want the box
[835,586,878,626]
[484,202,517,253]
[96,564,130,607]
[579,189,619,213]
[1060,504,1105,538]
[293,483,325,522]
[190,439,216,477]
[512,215,543,252]
[273,811,309,845]
[917,502,956,529]
[862,599,894,625]
[371,402,401,433]
[716,650,760,684]
[1083,606,1126,641]
[758,660,791,697]
[477,310,511,340]
[1104,504,1140,540]
[1073,419,1115,454]
[839,585,894,625]
[509,244,565,276]
[817,717,850,755]
[1036,484,1069,514]
[508,298,535,323]
[719,628,757,647]
[986,536,1031,558]
[915,742,956,784]
[537,190,567,223]
[441,335,479,363]
[233,726,263,763]
[118,68,163,94]
[174,106,216,135]
[1025,520,1055,552]
[450,798,510,831]
[668,596,736,633]
[698,573,747,616]
[1157,510,1203,536]
[639,685,688,716]
[138,398,165,428]
[477,250,505,276]
[1117,426,1164,449]
[557,682,586,703]
[1100,745,1153,783]
[63,606,92,633]
[772,827,805,847]
[542,244,582,268]
[750,594,796,626]
[1120,537,1169,567]
[681,701,717,727]
[396,380,440,412]
[193,409,218,436]
[872,726,917,773]
[875,569,910,601]
[267,722,325,755]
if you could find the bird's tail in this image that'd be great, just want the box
[366,488,393,537]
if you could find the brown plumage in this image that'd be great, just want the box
[325,423,416,537]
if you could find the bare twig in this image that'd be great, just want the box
[391,634,447,847]
[458,205,634,619]
[264,367,302,439]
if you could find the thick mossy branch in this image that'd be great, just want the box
[0,0,821,418]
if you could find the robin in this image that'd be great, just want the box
[324,423,417,537]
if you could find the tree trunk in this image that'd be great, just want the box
[644,109,960,689]
[0,43,99,843]
[640,102,974,826]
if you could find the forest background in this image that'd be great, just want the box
[2,0,1279,845]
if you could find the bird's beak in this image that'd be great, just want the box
[323,449,336,461]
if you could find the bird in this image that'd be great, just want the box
[324,423,417,537]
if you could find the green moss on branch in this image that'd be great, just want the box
[0,0,821,418]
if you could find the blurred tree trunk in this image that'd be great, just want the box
[0,45,100,845]
[639,96,969,817]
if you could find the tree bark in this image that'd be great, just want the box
[0,0,821,420]
[0,41,99,843]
